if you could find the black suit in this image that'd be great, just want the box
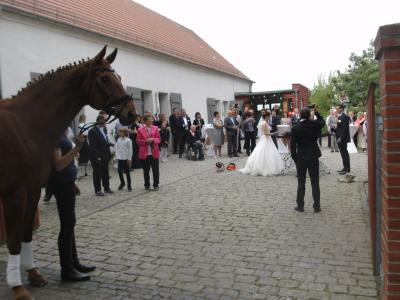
[291,114,301,127]
[176,116,191,156]
[269,116,279,148]
[88,126,112,192]
[224,117,239,156]
[290,112,325,210]
[169,114,179,153]
[336,113,351,172]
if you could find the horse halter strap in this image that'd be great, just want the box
[79,66,132,134]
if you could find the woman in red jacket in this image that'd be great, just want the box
[136,115,161,191]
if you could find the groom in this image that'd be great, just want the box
[290,105,325,213]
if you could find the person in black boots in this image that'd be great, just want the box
[88,115,113,196]
[51,130,95,282]
[43,181,53,202]
[336,104,351,175]
[290,105,325,213]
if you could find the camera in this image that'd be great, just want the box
[307,104,316,109]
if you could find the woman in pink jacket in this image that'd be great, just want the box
[136,115,161,191]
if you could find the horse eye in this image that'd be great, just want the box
[101,76,109,82]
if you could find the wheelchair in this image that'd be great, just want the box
[185,142,204,161]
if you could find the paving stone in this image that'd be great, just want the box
[0,147,377,299]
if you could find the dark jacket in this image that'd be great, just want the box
[290,112,325,162]
[243,117,256,132]
[88,126,112,162]
[193,118,205,133]
[160,128,170,147]
[291,114,301,126]
[336,113,351,144]
[50,135,77,184]
[176,116,191,136]
[186,130,202,146]
[224,117,239,136]
[270,116,280,133]
[169,115,178,133]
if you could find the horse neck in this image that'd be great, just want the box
[16,78,85,143]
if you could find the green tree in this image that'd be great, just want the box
[331,42,379,110]
[309,73,336,116]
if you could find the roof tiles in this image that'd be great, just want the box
[0,0,250,80]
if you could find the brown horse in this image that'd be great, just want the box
[0,46,136,300]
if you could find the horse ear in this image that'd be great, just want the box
[106,48,118,64]
[93,45,107,63]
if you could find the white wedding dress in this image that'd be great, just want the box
[239,120,285,176]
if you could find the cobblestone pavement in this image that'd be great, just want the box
[0,142,378,300]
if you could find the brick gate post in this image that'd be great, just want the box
[375,23,400,300]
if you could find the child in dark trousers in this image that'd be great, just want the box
[160,121,170,162]
[115,128,133,191]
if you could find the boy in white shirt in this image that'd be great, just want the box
[115,128,133,191]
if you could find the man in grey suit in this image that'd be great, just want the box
[224,110,240,158]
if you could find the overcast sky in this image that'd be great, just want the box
[134,0,399,92]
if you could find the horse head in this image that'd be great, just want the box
[84,45,136,125]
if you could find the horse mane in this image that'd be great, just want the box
[12,57,92,98]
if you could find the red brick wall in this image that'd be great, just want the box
[374,23,400,300]
[292,83,310,109]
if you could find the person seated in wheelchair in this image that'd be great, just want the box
[186,125,205,161]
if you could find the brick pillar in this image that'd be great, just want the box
[292,83,310,109]
[375,23,400,300]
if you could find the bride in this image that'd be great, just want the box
[239,110,284,176]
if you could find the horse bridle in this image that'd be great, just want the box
[79,66,133,134]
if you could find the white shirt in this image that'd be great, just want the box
[115,137,133,160]
[146,127,153,155]
[183,116,188,127]
[97,126,108,141]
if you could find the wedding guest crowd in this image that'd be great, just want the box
[69,101,367,197]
